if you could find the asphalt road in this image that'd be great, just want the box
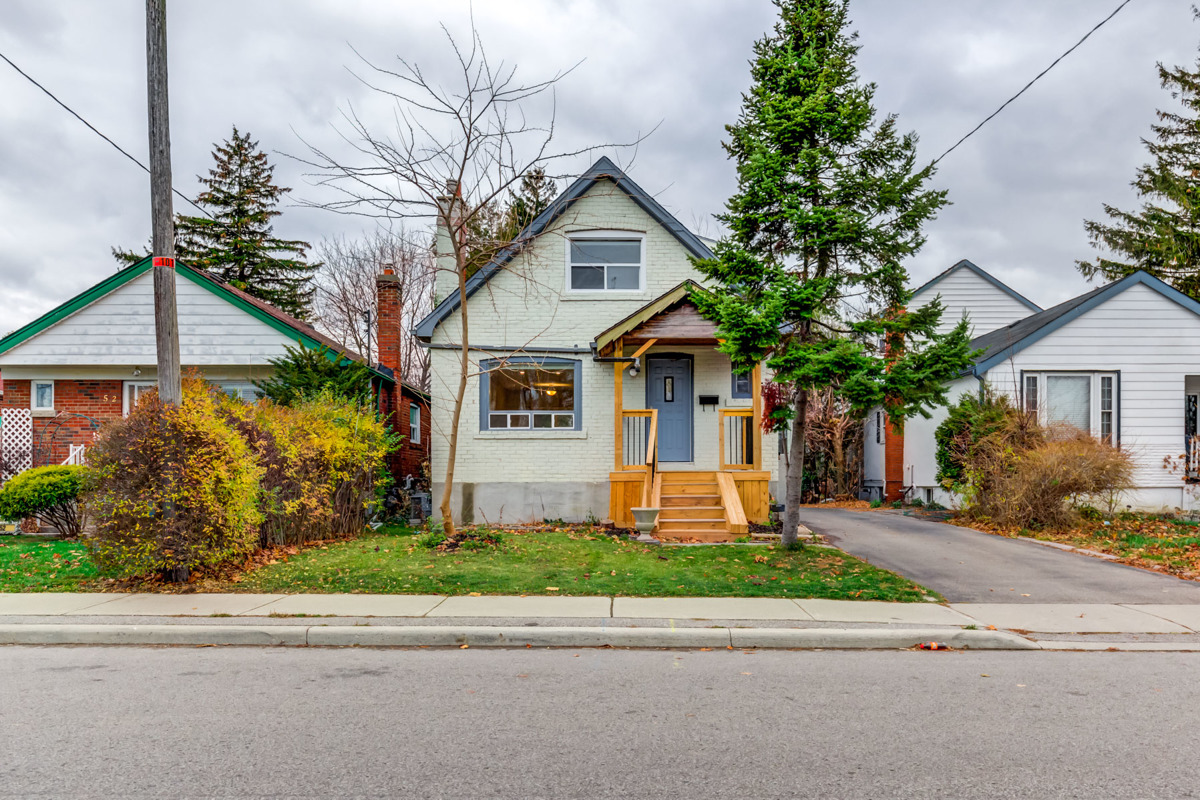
[797,507,1200,603]
[2,645,1199,799]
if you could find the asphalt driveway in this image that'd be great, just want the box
[797,508,1200,604]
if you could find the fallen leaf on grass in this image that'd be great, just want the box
[545,586,560,591]
[469,592,482,597]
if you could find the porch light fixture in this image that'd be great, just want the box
[132,367,142,376]
[628,365,640,378]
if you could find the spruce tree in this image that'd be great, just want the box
[1078,27,1200,297]
[114,127,317,318]
[693,0,973,543]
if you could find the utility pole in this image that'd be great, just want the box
[146,0,181,406]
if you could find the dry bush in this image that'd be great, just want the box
[961,420,1133,529]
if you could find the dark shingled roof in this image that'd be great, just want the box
[967,270,1200,376]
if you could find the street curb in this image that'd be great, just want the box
[0,623,1038,650]
[729,627,1039,650]
[0,624,308,646]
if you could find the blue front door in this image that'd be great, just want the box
[647,356,693,462]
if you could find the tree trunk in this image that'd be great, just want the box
[831,421,846,497]
[437,240,469,538]
[781,388,809,546]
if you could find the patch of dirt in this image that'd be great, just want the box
[798,499,872,510]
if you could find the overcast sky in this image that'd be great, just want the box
[1,0,1195,331]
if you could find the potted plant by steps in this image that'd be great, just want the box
[630,507,660,543]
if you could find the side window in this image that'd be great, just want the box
[409,403,421,444]
[731,370,752,399]
[31,380,54,412]
[123,381,158,415]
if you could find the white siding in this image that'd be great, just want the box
[904,283,1200,512]
[428,179,778,515]
[0,270,303,368]
[903,375,977,503]
[911,265,1036,336]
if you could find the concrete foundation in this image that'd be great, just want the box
[432,481,611,525]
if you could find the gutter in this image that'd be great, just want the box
[590,342,642,376]
[418,342,593,355]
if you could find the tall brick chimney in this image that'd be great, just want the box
[376,267,403,381]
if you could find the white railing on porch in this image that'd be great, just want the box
[1188,435,1200,478]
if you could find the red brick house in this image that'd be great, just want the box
[0,256,429,487]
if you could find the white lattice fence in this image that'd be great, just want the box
[1,408,33,483]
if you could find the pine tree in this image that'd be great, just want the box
[1078,26,1200,297]
[254,343,373,407]
[693,0,973,544]
[463,167,556,276]
[114,127,317,318]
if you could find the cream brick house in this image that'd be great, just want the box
[415,157,778,538]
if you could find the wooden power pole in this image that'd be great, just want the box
[146,0,181,406]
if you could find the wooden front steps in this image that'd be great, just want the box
[655,471,748,542]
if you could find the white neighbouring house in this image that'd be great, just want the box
[414,157,779,539]
[869,260,1200,512]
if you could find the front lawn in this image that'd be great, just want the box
[0,536,98,591]
[0,526,937,601]
[958,515,1200,580]
[236,526,935,601]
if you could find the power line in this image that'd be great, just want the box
[934,0,1137,165]
[0,48,210,218]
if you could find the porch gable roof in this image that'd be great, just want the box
[592,280,716,354]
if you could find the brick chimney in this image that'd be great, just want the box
[376,267,403,381]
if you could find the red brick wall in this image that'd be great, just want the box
[883,414,905,503]
[393,387,431,486]
[0,379,123,467]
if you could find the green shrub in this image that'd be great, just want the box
[869,499,883,509]
[223,390,397,547]
[908,497,924,508]
[0,465,90,536]
[890,499,902,509]
[254,343,373,407]
[86,379,264,578]
[935,388,1017,487]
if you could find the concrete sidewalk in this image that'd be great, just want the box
[2,592,1200,650]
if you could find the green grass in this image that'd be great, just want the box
[0,536,97,592]
[237,526,935,601]
[1013,516,1200,579]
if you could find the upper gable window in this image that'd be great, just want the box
[568,234,643,292]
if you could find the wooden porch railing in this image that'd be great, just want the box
[719,409,754,470]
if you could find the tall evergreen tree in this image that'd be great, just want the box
[114,127,317,318]
[463,167,557,276]
[693,0,973,544]
[1078,23,1200,297]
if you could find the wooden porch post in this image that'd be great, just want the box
[751,362,763,471]
[613,337,624,471]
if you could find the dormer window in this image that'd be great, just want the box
[567,234,643,292]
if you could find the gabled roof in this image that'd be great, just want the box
[969,270,1200,375]
[592,280,711,354]
[413,156,715,341]
[0,256,403,387]
[912,259,1042,313]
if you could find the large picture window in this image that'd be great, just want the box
[568,236,642,291]
[1024,371,1118,443]
[481,358,581,431]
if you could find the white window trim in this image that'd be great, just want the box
[31,380,54,412]
[409,403,421,445]
[122,380,158,416]
[564,230,646,295]
[1024,371,1118,443]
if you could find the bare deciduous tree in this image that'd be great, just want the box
[313,231,434,390]
[296,24,626,537]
